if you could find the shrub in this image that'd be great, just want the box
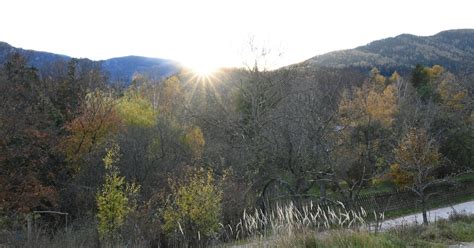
[163,167,223,245]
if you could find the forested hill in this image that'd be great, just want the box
[300,29,474,75]
[0,41,180,82]
[2,29,474,82]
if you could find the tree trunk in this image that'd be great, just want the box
[320,182,326,198]
[421,198,428,225]
[26,214,32,247]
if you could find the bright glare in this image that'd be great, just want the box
[0,0,472,68]
[183,49,228,76]
[189,62,219,77]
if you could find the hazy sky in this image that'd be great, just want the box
[1,0,473,70]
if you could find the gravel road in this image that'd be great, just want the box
[380,200,474,230]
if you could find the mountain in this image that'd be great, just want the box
[0,41,70,70]
[300,29,474,75]
[0,42,180,82]
[3,29,474,82]
[101,56,179,82]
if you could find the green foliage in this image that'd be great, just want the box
[275,230,405,248]
[163,168,222,242]
[96,144,140,240]
[410,64,446,102]
[411,64,430,89]
[116,91,156,127]
[440,127,474,169]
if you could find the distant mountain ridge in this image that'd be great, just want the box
[0,42,180,82]
[300,29,474,75]
[2,29,474,82]
[101,55,180,82]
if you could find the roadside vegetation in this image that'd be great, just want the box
[273,213,474,248]
[0,48,472,247]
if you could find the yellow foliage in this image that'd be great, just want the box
[389,71,400,83]
[116,91,157,127]
[96,144,140,240]
[164,168,222,238]
[437,80,467,111]
[103,143,120,170]
[389,163,413,187]
[158,76,184,115]
[396,129,441,166]
[427,65,444,79]
[183,127,206,160]
[392,128,442,189]
[367,85,398,126]
[369,67,387,92]
[339,81,398,128]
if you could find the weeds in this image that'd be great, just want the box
[222,201,383,242]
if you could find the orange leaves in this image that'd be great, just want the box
[392,128,442,188]
[0,172,58,214]
[60,90,121,170]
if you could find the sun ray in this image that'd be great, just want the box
[182,66,224,108]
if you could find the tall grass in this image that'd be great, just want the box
[222,201,384,242]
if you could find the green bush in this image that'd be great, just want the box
[163,167,222,245]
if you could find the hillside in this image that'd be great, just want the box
[300,29,474,75]
[101,56,179,82]
[3,29,474,81]
[0,42,180,82]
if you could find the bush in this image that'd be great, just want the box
[163,167,223,246]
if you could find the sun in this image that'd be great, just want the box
[182,51,226,78]
[182,58,224,102]
[186,60,220,77]
[191,63,218,77]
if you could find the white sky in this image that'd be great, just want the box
[1,0,473,69]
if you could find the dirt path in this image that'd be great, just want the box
[380,200,474,230]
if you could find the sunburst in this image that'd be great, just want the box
[182,66,223,107]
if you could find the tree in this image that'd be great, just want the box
[60,90,121,171]
[390,128,444,225]
[411,64,430,89]
[46,58,107,125]
[96,144,140,241]
[332,69,398,203]
[0,53,59,213]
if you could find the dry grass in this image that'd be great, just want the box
[220,201,384,246]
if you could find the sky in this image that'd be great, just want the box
[1,0,473,70]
